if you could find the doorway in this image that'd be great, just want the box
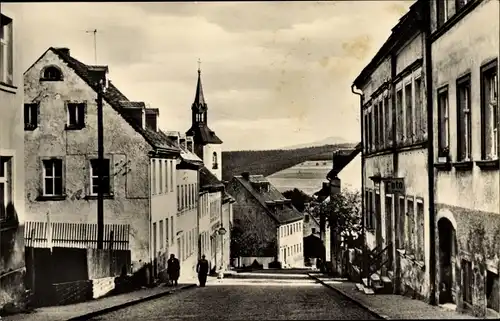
[438,218,457,304]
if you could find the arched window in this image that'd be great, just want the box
[212,152,218,169]
[42,66,63,81]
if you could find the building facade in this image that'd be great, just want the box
[0,5,26,312]
[227,173,303,268]
[430,0,499,316]
[23,47,180,273]
[353,0,432,301]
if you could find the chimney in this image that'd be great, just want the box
[56,47,70,56]
[241,172,250,180]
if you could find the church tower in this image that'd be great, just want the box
[186,63,223,180]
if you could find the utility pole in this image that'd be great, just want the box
[96,78,104,249]
[86,29,98,64]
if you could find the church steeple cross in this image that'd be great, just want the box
[198,58,201,74]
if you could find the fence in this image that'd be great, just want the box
[24,221,130,250]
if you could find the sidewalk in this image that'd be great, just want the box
[2,283,196,321]
[308,273,477,320]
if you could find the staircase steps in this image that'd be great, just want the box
[363,287,375,295]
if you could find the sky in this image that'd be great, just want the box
[5,1,413,151]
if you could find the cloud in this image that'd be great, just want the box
[5,1,412,151]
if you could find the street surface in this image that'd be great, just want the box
[90,272,380,320]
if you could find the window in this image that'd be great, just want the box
[170,215,174,243]
[164,161,168,193]
[90,159,111,195]
[365,190,374,230]
[42,66,63,81]
[152,160,156,195]
[384,95,391,147]
[153,222,157,254]
[304,214,309,223]
[67,103,85,129]
[0,156,13,222]
[398,196,406,248]
[486,270,500,312]
[159,160,163,194]
[379,101,385,148]
[374,103,380,149]
[159,220,164,249]
[177,186,180,210]
[457,75,472,161]
[436,0,449,27]
[170,161,174,192]
[364,113,369,152]
[375,192,381,236]
[396,88,404,143]
[405,82,413,143]
[406,198,414,253]
[43,159,63,196]
[212,152,218,169]
[415,77,424,141]
[462,259,473,304]
[165,218,169,247]
[416,201,424,261]
[24,103,38,130]
[438,87,450,156]
[481,60,498,160]
[0,14,13,85]
[368,109,373,151]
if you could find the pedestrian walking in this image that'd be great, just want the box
[167,254,180,286]
[196,254,209,287]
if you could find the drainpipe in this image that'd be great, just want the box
[424,0,437,305]
[351,84,366,284]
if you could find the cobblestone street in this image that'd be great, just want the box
[89,274,381,321]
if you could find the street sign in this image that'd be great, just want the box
[385,178,405,194]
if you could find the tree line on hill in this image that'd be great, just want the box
[221,143,355,181]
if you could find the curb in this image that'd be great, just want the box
[66,284,197,321]
[308,274,390,320]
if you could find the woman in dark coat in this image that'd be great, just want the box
[167,254,180,286]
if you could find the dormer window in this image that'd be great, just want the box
[66,102,86,130]
[41,66,63,81]
[212,152,218,169]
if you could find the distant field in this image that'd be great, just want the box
[268,178,326,196]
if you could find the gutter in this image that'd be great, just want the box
[423,0,437,305]
[351,84,367,283]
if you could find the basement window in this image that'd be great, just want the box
[487,270,500,312]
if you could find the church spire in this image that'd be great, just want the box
[192,58,206,110]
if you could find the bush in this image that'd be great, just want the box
[268,261,282,269]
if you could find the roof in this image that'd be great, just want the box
[327,142,362,180]
[30,47,180,155]
[222,189,236,204]
[233,174,303,225]
[159,130,203,164]
[186,124,223,145]
[200,166,225,192]
[352,0,424,87]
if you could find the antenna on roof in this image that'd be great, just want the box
[85,29,98,64]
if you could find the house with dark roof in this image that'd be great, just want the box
[227,172,304,268]
[23,47,181,278]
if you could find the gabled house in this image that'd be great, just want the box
[1,5,26,312]
[23,47,181,281]
[227,173,303,268]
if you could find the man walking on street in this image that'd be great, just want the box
[167,254,180,286]
[196,255,209,287]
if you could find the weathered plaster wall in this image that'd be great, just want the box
[361,57,391,100]
[227,179,278,258]
[0,8,26,310]
[221,201,232,269]
[24,50,152,268]
[395,33,423,75]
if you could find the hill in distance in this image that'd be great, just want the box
[221,141,357,181]
[280,136,351,150]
